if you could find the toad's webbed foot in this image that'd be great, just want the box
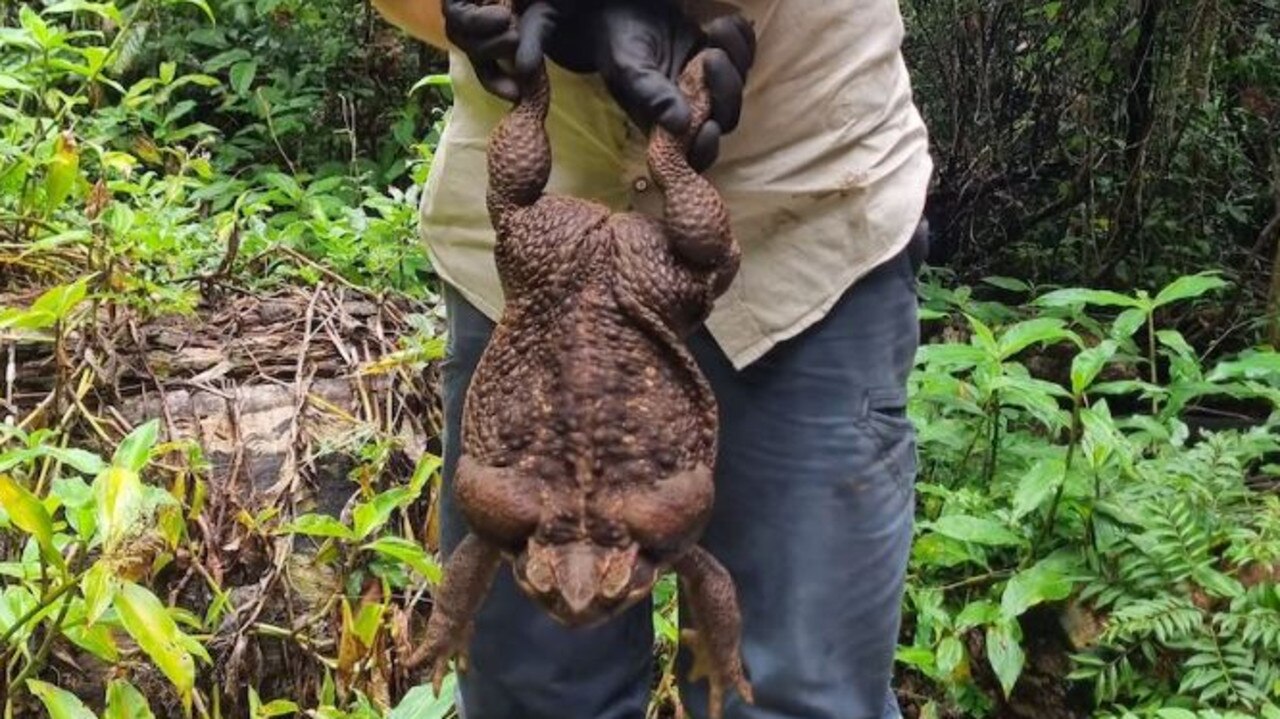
[675,546,753,719]
[403,533,502,693]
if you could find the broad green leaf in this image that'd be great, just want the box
[1011,458,1063,520]
[1071,340,1118,395]
[0,75,34,94]
[1109,307,1148,340]
[65,621,119,663]
[27,679,98,719]
[281,514,353,540]
[1000,550,1081,619]
[1156,710,1199,719]
[105,679,156,719]
[985,621,1025,698]
[112,419,159,473]
[42,446,108,475]
[114,581,195,704]
[916,343,988,370]
[982,276,1031,293]
[929,515,1024,547]
[1207,351,1280,382]
[43,131,80,214]
[0,473,60,567]
[936,635,965,677]
[965,314,999,357]
[94,466,144,551]
[229,60,257,95]
[1035,288,1141,309]
[363,536,442,583]
[388,673,458,719]
[82,560,117,626]
[43,0,124,23]
[1153,273,1228,308]
[954,600,1000,631]
[997,318,1075,359]
[352,601,384,648]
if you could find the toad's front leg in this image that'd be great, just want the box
[675,546,753,719]
[404,533,502,693]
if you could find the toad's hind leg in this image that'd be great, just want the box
[486,59,552,228]
[647,51,740,294]
[675,546,753,719]
[403,533,502,693]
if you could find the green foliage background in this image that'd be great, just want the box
[0,0,1278,718]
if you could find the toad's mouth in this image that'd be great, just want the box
[510,539,658,627]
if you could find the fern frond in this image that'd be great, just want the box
[1101,595,1203,645]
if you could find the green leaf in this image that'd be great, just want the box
[1071,340,1118,395]
[1011,458,1063,520]
[41,446,107,475]
[986,621,1025,698]
[954,600,1000,631]
[966,314,999,357]
[1156,710,1199,719]
[997,318,1075,359]
[229,60,257,95]
[363,536,442,583]
[44,0,124,23]
[2,277,92,330]
[281,514,353,540]
[93,466,144,551]
[388,673,458,719]
[113,581,196,706]
[929,515,1024,547]
[1000,550,1081,619]
[105,679,156,719]
[982,276,1031,293]
[82,561,117,626]
[936,635,965,677]
[1207,351,1280,382]
[1153,273,1228,308]
[1110,307,1148,340]
[1035,288,1141,309]
[112,419,159,473]
[0,473,60,568]
[26,679,98,719]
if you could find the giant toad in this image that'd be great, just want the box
[404,25,751,718]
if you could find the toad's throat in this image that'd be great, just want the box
[511,538,657,627]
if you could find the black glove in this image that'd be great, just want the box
[442,0,594,100]
[446,0,755,171]
[517,0,756,171]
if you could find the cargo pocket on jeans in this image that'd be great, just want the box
[860,386,918,495]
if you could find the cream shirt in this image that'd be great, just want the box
[418,0,933,369]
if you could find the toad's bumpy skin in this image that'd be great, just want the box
[403,32,750,719]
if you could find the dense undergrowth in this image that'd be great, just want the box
[2,2,1278,719]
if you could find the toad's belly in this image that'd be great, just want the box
[462,282,713,488]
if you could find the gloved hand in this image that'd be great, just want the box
[446,0,755,171]
[442,0,581,100]
[517,0,757,171]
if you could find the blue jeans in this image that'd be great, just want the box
[437,247,920,719]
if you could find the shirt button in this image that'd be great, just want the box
[632,177,650,193]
